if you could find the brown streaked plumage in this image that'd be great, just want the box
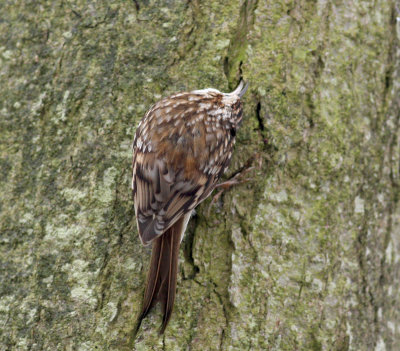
[132,80,248,334]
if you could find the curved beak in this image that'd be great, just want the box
[230,80,249,98]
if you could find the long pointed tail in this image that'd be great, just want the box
[135,216,184,334]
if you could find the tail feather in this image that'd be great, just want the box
[135,216,183,334]
[140,234,165,319]
[159,227,180,333]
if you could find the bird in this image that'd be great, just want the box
[132,80,248,334]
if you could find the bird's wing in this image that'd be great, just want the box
[132,148,216,245]
[132,93,236,245]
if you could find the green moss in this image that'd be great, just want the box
[0,0,399,349]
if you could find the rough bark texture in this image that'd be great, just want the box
[0,0,399,350]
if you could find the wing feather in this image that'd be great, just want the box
[165,195,191,218]
[132,93,237,245]
[133,150,208,245]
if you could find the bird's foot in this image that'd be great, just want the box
[207,154,260,213]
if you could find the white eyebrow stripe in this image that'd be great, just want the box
[191,88,221,95]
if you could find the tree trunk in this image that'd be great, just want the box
[0,0,399,350]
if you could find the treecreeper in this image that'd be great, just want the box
[132,81,248,334]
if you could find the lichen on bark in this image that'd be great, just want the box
[0,0,399,350]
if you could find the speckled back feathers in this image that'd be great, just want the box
[132,85,245,245]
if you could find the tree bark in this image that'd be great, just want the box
[0,0,399,350]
